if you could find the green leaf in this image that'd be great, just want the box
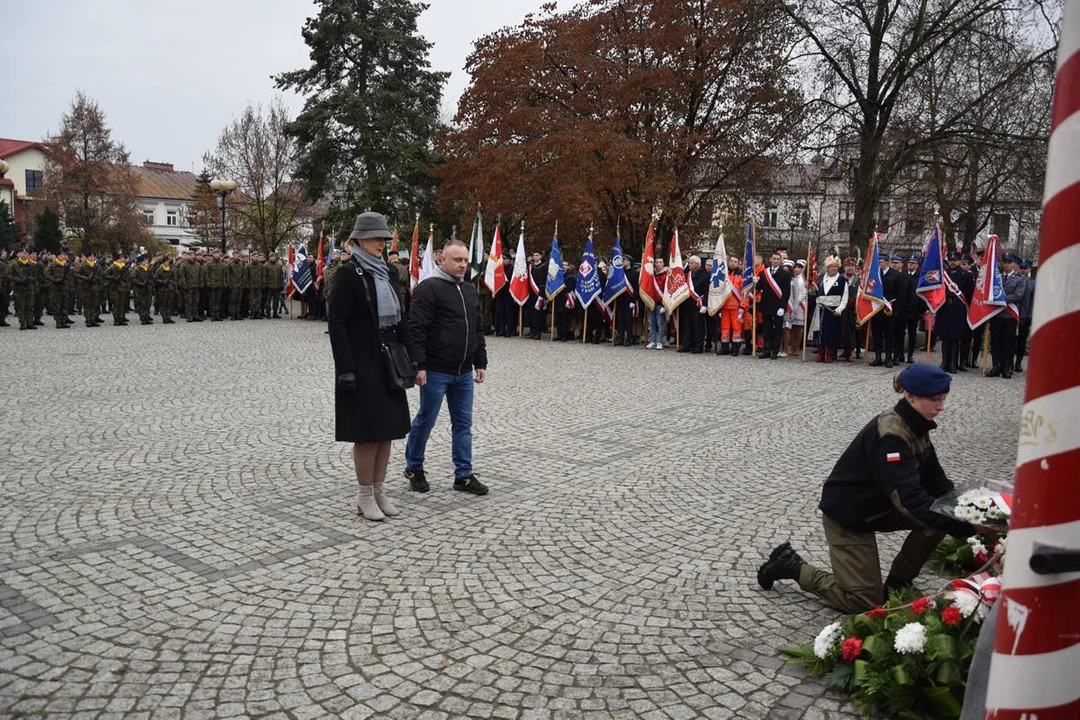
[957,543,974,566]
[922,686,963,717]
[824,662,855,690]
[863,633,889,660]
[928,633,958,660]
[935,659,957,684]
[853,614,877,636]
[852,659,869,687]
[893,665,914,686]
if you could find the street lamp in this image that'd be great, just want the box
[209,179,237,253]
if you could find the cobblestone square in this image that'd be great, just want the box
[1,320,1024,719]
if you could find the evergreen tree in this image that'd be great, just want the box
[0,201,19,252]
[275,0,448,228]
[33,207,64,253]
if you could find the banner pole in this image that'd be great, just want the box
[981,327,990,373]
[801,302,809,361]
[582,308,588,344]
[675,306,680,349]
[550,301,555,341]
[518,305,523,338]
[865,322,872,363]
[925,313,932,362]
[751,293,757,357]
[611,304,617,346]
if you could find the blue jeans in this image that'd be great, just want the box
[405,371,474,478]
[649,306,666,345]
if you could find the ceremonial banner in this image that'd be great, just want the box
[292,242,313,294]
[545,232,565,300]
[967,233,1007,329]
[602,230,628,306]
[408,215,420,291]
[855,233,889,326]
[707,232,733,316]
[741,219,756,300]
[508,224,530,306]
[916,223,946,314]
[638,215,661,310]
[662,228,690,313]
[389,226,399,255]
[483,222,507,296]
[467,207,485,281]
[315,231,325,279]
[575,232,602,308]
[418,226,435,285]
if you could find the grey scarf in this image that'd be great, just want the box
[350,247,401,328]
[432,266,463,285]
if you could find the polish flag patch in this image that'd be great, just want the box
[886,452,901,463]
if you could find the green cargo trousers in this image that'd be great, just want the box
[798,511,944,614]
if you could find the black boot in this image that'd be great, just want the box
[939,340,951,371]
[870,353,884,367]
[757,542,805,590]
[986,365,1002,378]
[1014,358,1023,373]
[729,342,740,356]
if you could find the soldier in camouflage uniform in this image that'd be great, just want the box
[154,255,177,323]
[104,255,132,325]
[206,250,226,321]
[73,253,104,327]
[264,253,280,319]
[185,252,204,322]
[132,254,154,324]
[43,252,73,329]
[245,252,260,318]
[10,248,38,330]
[228,253,246,320]
[0,251,11,327]
[32,252,46,326]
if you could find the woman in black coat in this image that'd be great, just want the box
[329,212,414,521]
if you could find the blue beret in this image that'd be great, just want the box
[898,363,951,397]
[1020,259,1033,269]
[947,251,960,261]
[890,255,904,262]
[962,255,974,264]
[908,255,921,263]
[1002,253,1021,264]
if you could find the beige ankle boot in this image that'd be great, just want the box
[373,482,400,517]
[355,485,385,521]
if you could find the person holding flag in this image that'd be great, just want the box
[606,245,637,346]
[527,249,546,339]
[680,255,709,353]
[758,251,792,359]
[507,222,531,336]
[545,230,574,341]
[482,220,512,336]
[855,233,892,365]
[576,229,603,343]
[810,256,849,362]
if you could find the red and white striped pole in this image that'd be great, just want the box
[985,3,1080,717]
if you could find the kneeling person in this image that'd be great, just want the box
[757,364,979,613]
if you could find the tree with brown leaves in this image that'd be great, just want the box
[434,0,806,258]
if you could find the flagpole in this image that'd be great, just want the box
[751,293,757,358]
[518,305,523,338]
[675,306,680,349]
[550,302,555,341]
[801,238,811,361]
[865,324,872,363]
[611,304,617,346]
[981,328,990,373]
[925,314,932,363]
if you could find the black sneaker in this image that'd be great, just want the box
[453,474,488,496]
[404,467,429,493]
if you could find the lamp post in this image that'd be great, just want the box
[209,179,237,253]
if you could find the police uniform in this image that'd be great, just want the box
[1014,260,1035,371]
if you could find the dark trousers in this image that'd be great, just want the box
[990,315,1018,371]
[496,295,516,336]
[904,317,919,357]
[798,512,944,614]
[529,303,545,337]
[970,325,986,365]
[1016,318,1032,366]
[762,312,783,354]
[554,311,571,340]
[871,313,892,356]
[615,303,634,343]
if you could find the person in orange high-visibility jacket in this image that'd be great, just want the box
[718,255,746,356]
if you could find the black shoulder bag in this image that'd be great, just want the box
[354,263,417,391]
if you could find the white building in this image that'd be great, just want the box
[0,138,47,227]
[129,161,203,250]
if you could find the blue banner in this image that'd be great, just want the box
[545,233,565,300]
[575,234,602,308]
[293,243,313,294]
[602,231,628,305]
[741,219,756,299]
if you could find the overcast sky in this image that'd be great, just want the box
[2,0,547,173]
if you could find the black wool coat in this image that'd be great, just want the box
[328,257,413,443]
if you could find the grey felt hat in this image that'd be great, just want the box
[348,212,394,240]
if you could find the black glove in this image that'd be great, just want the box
[336,372,356,395]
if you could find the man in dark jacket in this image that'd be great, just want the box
[871,256,899,367]
[757,251,791,359]
[404,240,489,496]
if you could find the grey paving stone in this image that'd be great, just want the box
[0,324,1022,718]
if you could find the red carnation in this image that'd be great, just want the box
[941,606,962,626]
[975,551,989,566]
[911,597,931,615]
[841,637,863,661]
[866,607,887,619]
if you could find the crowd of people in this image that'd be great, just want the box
[0,246,292,329]
[463,244,1037,380]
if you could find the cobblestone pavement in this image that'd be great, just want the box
[1,319,1023,719]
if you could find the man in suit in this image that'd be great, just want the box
[889,255,910,364]
[528,251,546,339]
[1014,259,1035,372]
[871,255,899,367]
[988,253,1025,379]
[757,251,791,359]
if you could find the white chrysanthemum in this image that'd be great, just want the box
[967,537,988,555]
[956,489,981,505]
[955,505,986,523]
[974,496,992,510]
[813,622,842,659]
[894,622,927,654]
[994,537,1008,555]
[949,590,981,618]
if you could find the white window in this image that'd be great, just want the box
[143,210,155,225]
[765,205,779,228]
[166,209,178,227]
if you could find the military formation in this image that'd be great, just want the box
[0,247,289,330]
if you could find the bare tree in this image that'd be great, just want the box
[203,99,309,256]
[42,91,148,254]
[783,0,1058,250]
